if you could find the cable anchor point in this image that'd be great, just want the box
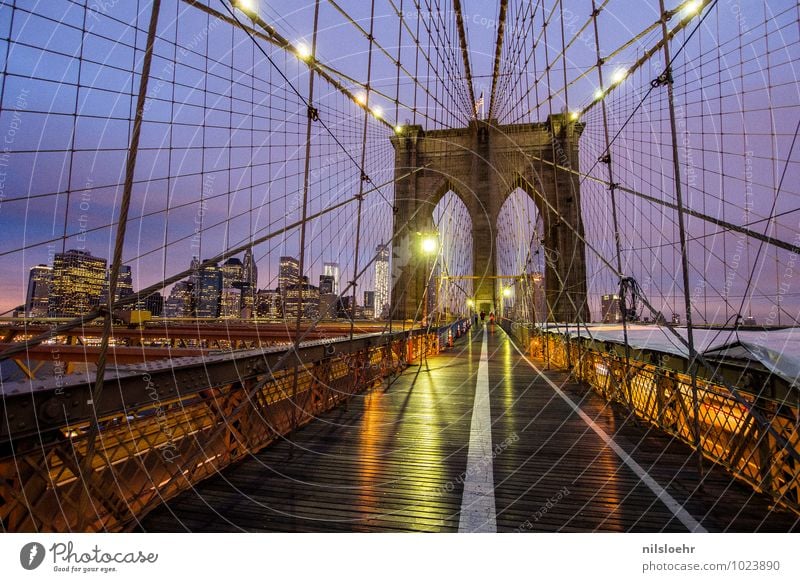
[650,68,673,88]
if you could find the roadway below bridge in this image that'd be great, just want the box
[141,325,798,532]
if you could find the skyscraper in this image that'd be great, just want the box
[25,264,52,317]
[374,245,389,319]
[323,262,340,294]
[279,256,300,294]
[221,257,244,288]
[164,280,193,318]
[221,257,244,318]
[242,247,258,288]
[240,249,258,318]
[112,265,134,304]
[255,288,281,318]
[195,262,222,318]
[220,287,241,318]
[601,294,621,323]
[48,250,107,316]
[363,290,375,309]
[283,282,319,320]
[143,292,164,317]
[363,290,375,319]
[319,274,335,295]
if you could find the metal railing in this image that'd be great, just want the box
[505,322,800,517]
[0,321,466,532]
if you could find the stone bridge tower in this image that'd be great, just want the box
[390,114,590,323]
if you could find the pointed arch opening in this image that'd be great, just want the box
[431,190,473,320]
[496,188,546,322]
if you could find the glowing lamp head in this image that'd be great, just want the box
[234,0,257,16]
[371,106,383,119]
[569,110,580,121]
[355,92,367,106]
[682,0,701,16]
[421,236,438,255]
[593,88,604,100]
[611,68,627,84]
[503,287,512,298]
[467,299,475,307]
[296,42,312,61]
[394,125,404,135]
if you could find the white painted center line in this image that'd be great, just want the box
[505,330,707,533]
[458,329,497,533]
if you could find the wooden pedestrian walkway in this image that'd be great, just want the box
[141,326,798,532]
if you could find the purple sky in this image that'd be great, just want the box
[0,0,797,324]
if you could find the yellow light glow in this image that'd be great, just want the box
[372,106,383,119]
[611,68,627,84]
[421,236,438,255]
[296,42,312,61]
[355,92,367,106]
[394,125,403,135]
[467,299,474,307]
[503,287,512,298]
[569,110,580,121]
[682,0,701,16]
[593,88,604,100]
[234,0,256,15]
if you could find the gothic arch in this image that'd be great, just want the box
[390,115,589,322]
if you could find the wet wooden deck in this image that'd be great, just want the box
[140,326,799,532]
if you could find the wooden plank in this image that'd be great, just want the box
[140,328,799,532]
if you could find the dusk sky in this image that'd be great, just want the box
[0,0,797,324]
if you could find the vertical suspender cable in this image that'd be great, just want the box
[657,0,704,476]
[590,0,634,407]
[350,0,377,338]
[78,0,162,530]
[292,0,322,428]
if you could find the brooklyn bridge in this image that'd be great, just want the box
[0,0,798,534]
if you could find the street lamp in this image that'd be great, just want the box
[502,286,513,320]
[295,42,312,61]
[233,0,257,17]
[681,0,701,17]
[419,233,438,326]
[421,235,438,255]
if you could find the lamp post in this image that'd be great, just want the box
[502,285,512,320]
[420,233,438,326]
